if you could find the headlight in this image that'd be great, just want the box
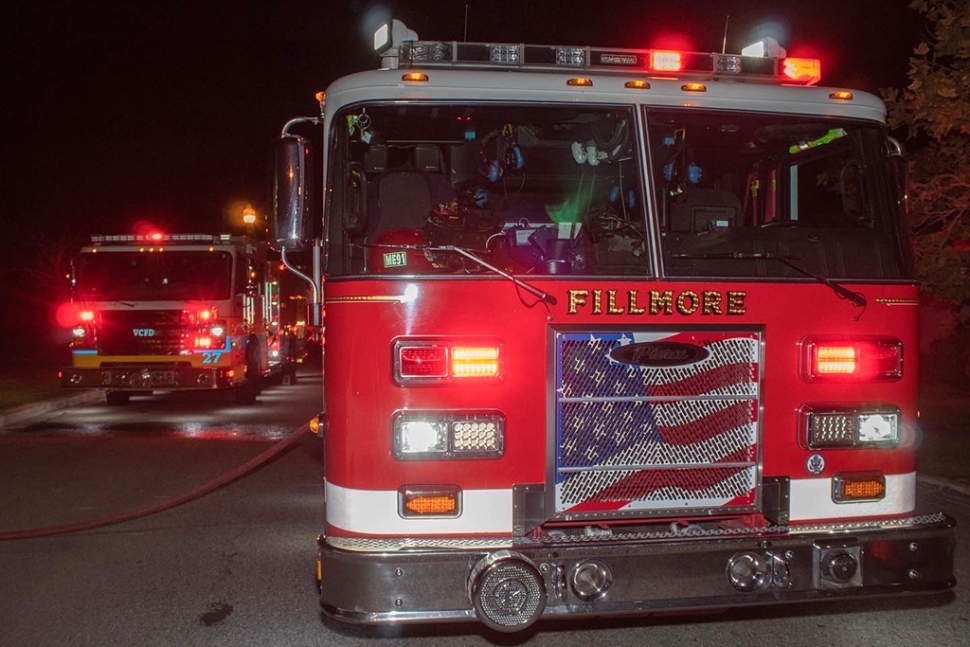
[393,412,505,459]
[801,406,900,448]
[397,420,448,454]
[452,420,501,452]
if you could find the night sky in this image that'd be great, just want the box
[2,0,922,356]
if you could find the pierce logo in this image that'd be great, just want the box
[608,341,709,367]
[133,328,156,337]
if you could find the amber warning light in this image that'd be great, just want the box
[452,347,500,378]
[399,487,461,518]
[833,472,886,503]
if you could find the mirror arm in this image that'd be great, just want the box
[282,117,320,137]
[281,247,322,328]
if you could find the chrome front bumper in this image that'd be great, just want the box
[317,513,955,631]
[60,365,234,391]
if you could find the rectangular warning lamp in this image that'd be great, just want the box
[399,486,462,518]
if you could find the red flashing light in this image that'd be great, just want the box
[186,307,216,324]
[150,232,164,242]
[651,50,682,72]
[55,303,82,328]
[782,57,821,85]
[803,338,902,382]
[399,345,448,377]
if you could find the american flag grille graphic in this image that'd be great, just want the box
[554,330,760,517]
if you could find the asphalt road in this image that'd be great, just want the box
[0,368,967,646]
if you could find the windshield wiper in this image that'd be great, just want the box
[432,245,558,306]
[366,241,558,306]
[670,252,867,310]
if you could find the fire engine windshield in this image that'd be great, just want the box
[325,103,909,281]
[651,109,910,280]
[327,103,649,277]
[75,251,234,301]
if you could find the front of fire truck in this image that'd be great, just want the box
[60,233,270,404]
[274,22,955,633]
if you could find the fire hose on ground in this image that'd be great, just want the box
[0,422,312,541]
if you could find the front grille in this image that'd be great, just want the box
[553,329,761,519]
[98,310,184,355]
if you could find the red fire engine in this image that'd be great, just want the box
[270,21,955,632]
[60,233,295,405]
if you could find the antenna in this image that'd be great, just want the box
[464,4,469,42]
[722,15,730,54]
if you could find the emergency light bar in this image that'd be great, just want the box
[90,234,231,245]
[398,41,821,85]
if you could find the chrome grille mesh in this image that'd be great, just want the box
[554,330,761,518]
[558,337,757,399]
[560,467,755,508]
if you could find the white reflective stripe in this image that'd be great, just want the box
[788,472,915,522]
[326,482,513,535]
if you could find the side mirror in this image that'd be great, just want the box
[271,135,313,251]
[893,156,909,215]
[886,136,909,216]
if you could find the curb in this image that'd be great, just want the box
[0,390,102,429]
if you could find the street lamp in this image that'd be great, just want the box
[243,205,257,225]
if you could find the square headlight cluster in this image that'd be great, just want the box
[802,406,900,449]
[393,412,505,460]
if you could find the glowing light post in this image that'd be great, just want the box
[242,204,257,238]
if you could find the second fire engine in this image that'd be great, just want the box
[60,233,296,404]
